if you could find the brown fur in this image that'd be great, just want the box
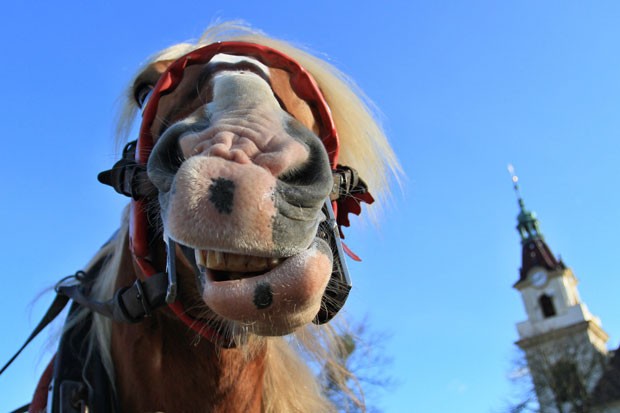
[112,311,266,412]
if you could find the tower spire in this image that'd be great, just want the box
[508,164,543,243]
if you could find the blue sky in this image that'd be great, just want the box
[2,1,620,412]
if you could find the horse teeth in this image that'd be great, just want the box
[268,258,280,268]
[194,249,206,267]
[206,251,225,268]
[200,250,283,272]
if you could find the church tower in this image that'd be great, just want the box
[510,169,610,412]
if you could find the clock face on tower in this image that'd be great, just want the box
[530,270,548,288]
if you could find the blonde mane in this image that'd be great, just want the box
[83,21,400,412]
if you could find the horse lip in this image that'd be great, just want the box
[199,237,332,334]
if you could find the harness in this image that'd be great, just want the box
[1,41,374,412]
[2,258,120,413]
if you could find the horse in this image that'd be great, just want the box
[24,21,399,413]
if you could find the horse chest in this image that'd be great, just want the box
[111,318,266,412]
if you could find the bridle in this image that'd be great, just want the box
[98,41,375,343]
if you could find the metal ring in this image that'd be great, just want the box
[54,274,80,293]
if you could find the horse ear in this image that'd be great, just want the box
[132,60,176,106]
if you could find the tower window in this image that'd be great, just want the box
[539,294,556,318]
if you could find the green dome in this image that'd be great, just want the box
[516,199,543,242]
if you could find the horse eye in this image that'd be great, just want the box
[135,84,153,109]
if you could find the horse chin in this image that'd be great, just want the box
[192,238,332,336]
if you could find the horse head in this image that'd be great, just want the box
[95,39,386,346]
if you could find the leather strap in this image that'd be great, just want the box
[56,271,169,324]
[8,403,30,413]
[97,141,156,200]
[313,201,352,325]
[0,293,69,376]
[0,268,169,380]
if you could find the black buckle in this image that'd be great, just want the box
[330,165,368,201]
[97,140,156,200]
[132,279,152,318]
[112,274,169,323]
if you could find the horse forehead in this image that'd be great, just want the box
[148,52,318,138]
[206,53,318,134]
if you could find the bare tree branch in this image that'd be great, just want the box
[505,335,620,413]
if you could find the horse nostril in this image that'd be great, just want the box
[148,132,186,193]
[208,177,235,214]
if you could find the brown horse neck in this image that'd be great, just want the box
[110,245,267,413]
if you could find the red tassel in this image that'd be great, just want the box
[342,242,362,262]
